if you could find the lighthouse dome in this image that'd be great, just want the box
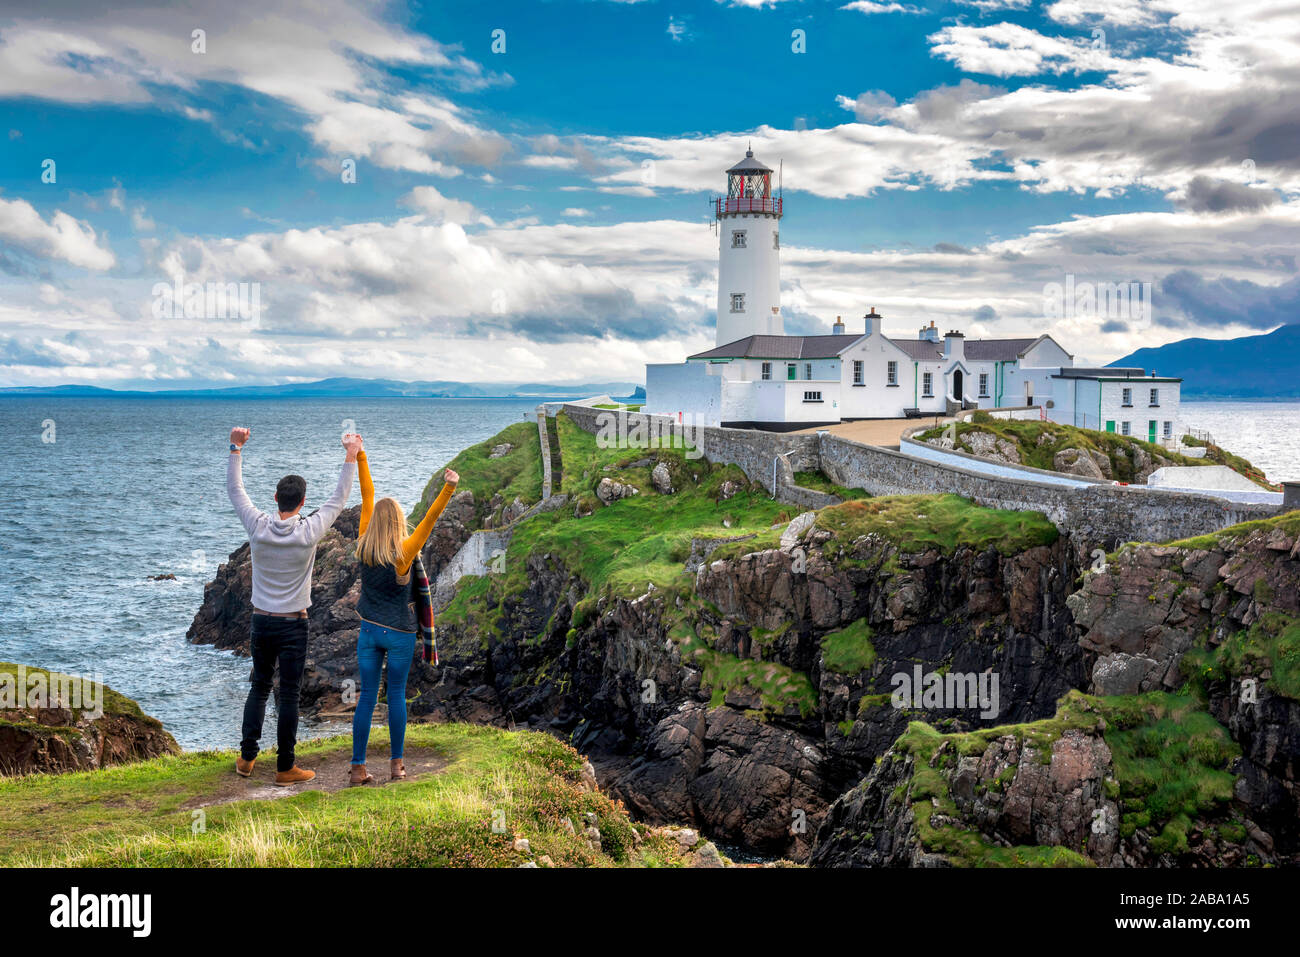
[726,148,773,174]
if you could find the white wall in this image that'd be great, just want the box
[716,213,781,346]
[644,362,723,427]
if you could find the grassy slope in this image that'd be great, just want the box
[0,724,688,868]
[918,417,1273,488]
[891,690,1241,866]
[410,419,543,529]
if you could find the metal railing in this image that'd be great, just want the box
[716,197,782,216]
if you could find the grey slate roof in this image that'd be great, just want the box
[690,332,1059,363]
[689,334,853,360]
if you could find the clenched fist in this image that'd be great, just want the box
[230,427,251,447]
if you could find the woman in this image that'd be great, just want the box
[350,445,459,784]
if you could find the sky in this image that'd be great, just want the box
[1,0,1298,388]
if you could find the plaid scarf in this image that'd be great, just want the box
[410,553,438,665]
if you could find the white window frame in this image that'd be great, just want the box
[761,361,771,381]
[731,229,747,249]
[1149,387,1159,406]
[852,360,863,385]
[803,390,822,403]
[1121,387,1132,407]
[887,361,898,386]
[922,371,933,397]
[1163,420,1172,439]
[804,362,812,380]
[730,293,745,313]
[978,373,989,397]
[1121,421,1131,436]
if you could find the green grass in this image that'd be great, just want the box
[1183,611,1300,702]
[918,418,1271,488]
[815,494,1059,557]
[411,420,542,529]
[0,724,686,868]
[820,619,877,675]
[671,627,818,719]
[885,690,1240,866]
[793,470,870,501]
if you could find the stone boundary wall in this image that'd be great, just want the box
[558,404,1284,547]
[536,406,553,500]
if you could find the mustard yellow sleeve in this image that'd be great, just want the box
[357,450,374,535]
[398,480,457,574]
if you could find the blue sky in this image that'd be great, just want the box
[1,0,1297,387]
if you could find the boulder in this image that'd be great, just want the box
[1053,448,1105,480]
[651,462,674,495]
[596,477,639,504]
[488,443,514,459]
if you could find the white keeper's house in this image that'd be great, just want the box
[644,148,1183,443]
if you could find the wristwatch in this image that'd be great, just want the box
[230,443,240,453]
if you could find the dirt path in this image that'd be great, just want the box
[183,745,447,810]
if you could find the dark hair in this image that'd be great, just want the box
[275,474,307,513]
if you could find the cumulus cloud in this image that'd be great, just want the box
[0,197,116,270]
[1177,176,1279,214]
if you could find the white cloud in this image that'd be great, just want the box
[399,186,493,226]
[0,196,116,270]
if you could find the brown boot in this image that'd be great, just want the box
[390,759,406,781]
[349,763,374,786]
[235,757,256,777]
[274,765,316,787]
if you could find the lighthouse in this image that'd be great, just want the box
[714,147,783,347]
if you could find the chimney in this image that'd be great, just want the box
[832,315,845,336]
[865,306,882,337]
[944,328,965,360]
[919,319,939,342]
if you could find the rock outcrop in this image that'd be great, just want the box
[0,664,179,775]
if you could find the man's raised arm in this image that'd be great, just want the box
[303,433,360,543]
[226,426,263,534]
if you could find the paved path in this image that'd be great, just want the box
[794,416,950,447]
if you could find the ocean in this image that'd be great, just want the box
[0,396,1294,750]
[0,396,545,750]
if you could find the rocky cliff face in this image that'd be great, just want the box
[0,664,179,775]
[186,420,1299,866]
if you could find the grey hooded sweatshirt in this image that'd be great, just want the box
[227,452,356,613]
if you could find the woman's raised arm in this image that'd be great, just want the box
[397,469,459,573]
[357,447,375,535]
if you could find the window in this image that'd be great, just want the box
[1149,387,1159,406]
[1121,387,1132,407]
[805,362,812,380]
[773,231,780,250]
[761,361,771,381]
[1163,420,1172,439]
[978,373,989,397]
[730,293,745,313]
[922,372,933,397]
[887,361,898,386]
[731,230,747,249]
[803,390,822,402]
[1121,421,1131,436]
[852,360,863,385]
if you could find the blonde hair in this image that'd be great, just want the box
[357,497,408,568]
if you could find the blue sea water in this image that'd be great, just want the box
[0,396,1293,750]
[0,396,544,750]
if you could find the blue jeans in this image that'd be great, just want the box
[352,620,417,765]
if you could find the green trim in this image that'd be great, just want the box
[913,361,918,406]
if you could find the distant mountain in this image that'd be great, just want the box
[0,376,643,399]
[1111,324,1300,398]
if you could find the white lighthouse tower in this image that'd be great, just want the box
[714,147,783,347]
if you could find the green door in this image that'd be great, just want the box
[787,364,796,380]
[1105,420,1115,433]
[1148,420,1157,443]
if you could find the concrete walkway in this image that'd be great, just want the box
[794,416,950,447]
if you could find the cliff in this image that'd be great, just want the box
[0,663,179,775]
[187,413,1300,865]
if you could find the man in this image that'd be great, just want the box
[227,426,361,785]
